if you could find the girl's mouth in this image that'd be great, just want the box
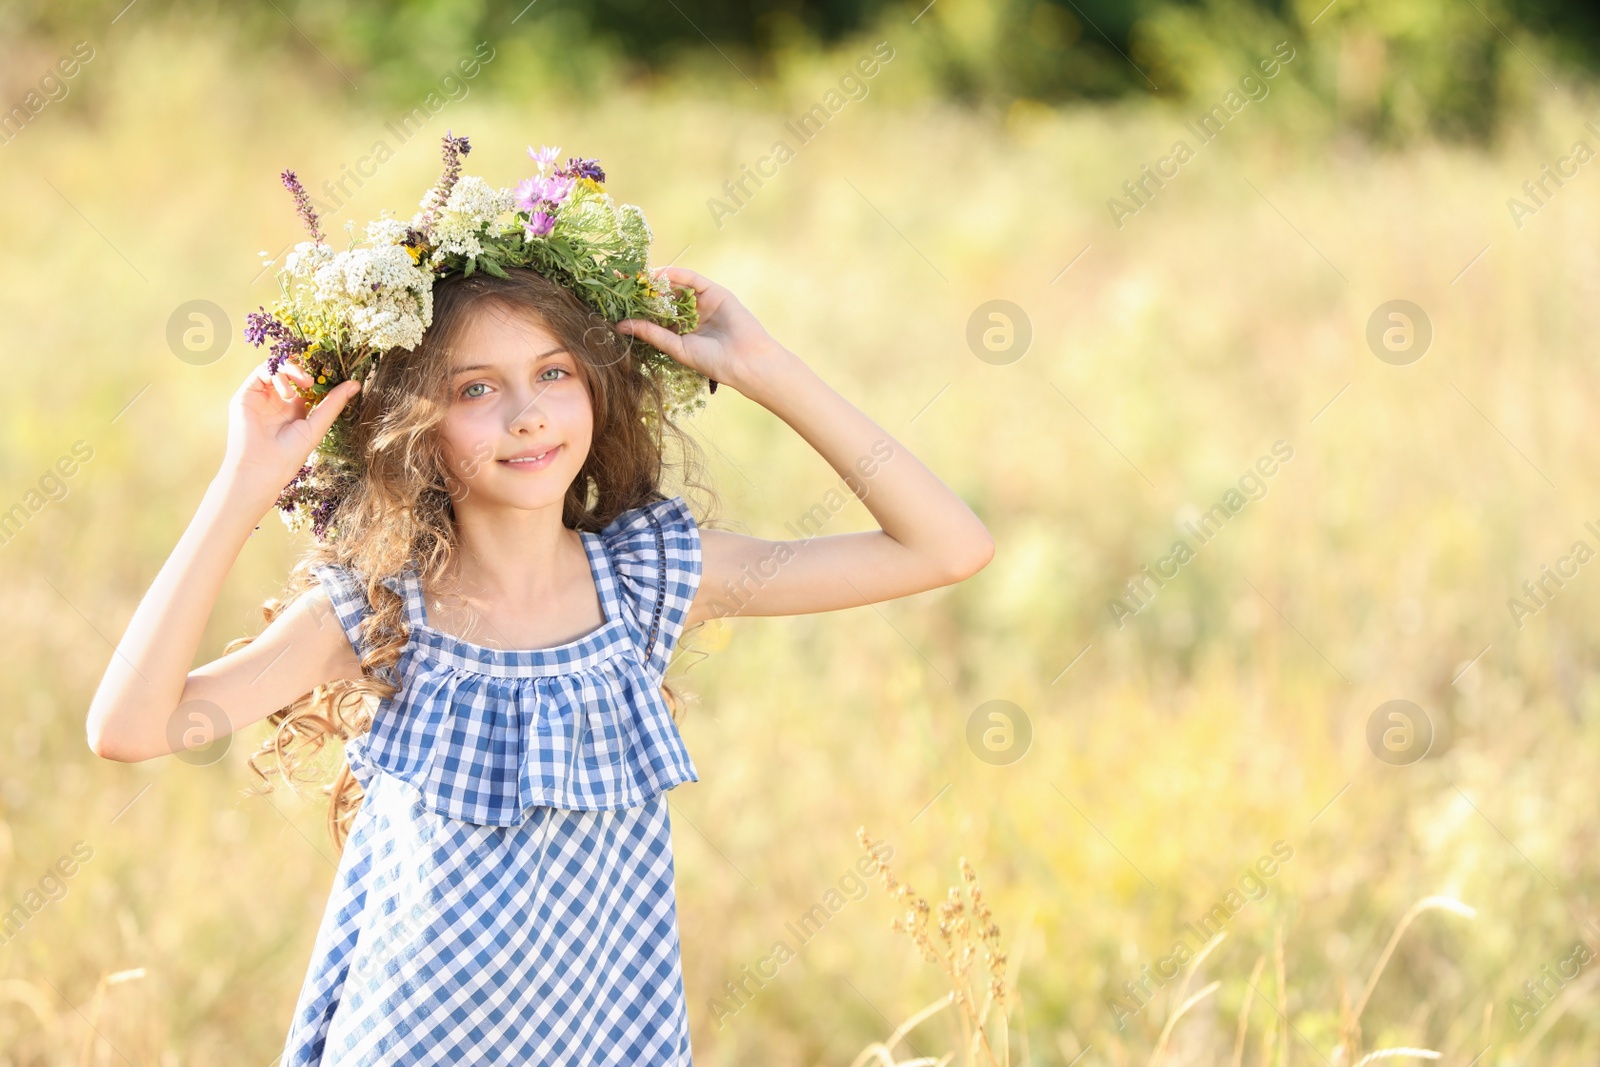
[498,446,560,471]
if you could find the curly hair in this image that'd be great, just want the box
[226,267,717,851]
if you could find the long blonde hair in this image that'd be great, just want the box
[229,267,717,850]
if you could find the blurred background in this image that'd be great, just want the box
[3,0,1600,1063]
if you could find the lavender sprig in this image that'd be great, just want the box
[276,464,312,511]
[274,463,348,542]
[418,130,472,237]
[281,170,324,245]
[556,157,605,184]
[244,307,310,373]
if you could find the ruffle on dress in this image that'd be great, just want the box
[310,495,703,826]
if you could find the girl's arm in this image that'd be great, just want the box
[616,268,994,627]
[85,362,364,762]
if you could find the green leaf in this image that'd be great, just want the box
[482,258,508,279]
[464,257,477,277]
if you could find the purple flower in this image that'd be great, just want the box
[310,495,340,541]
[280,170,324,244]
[244,307,309,372]
[243,307,278,347]
[418,129,475,237]
[275,463,350,541]
[524,211,556,238]
[265,346,307,375]
[276,464,312,510]
[556,157,605,184]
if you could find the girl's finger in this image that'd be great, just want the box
[659,265,713,295]
[616,319,683,360]
[304,378,361,441]
[249,362,280,400]
[271,371,299,403]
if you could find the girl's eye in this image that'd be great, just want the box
[459,367,571,399]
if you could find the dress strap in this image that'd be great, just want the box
[391,567,431,631]
[634,505,670,666]
[597,495,703,683]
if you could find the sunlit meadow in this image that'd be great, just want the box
[1,13,1598,1066]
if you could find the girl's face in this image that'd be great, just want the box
[436,301,593,514]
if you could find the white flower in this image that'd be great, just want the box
[427,176,516,258]
[447,175,512,219]
[431,220,484,259]
[641,288,672,318]
[365,215,410,247]
[310,245,422,302]
[351,302,425,351]
[300,241,434,352]
[283,240,334,278]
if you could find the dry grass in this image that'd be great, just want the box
[853,828,1018,1067]
[2,15,1600,1067]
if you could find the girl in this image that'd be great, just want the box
[85,261,993,1064]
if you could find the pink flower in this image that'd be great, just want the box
[527,144,561,171]
[514,174,573,213]
[513,177,542,213]
[524,211,556,238]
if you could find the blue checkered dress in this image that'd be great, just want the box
[279,496,703,1066]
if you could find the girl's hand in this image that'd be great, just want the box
[614,266,791,395]
[219,360,362,511]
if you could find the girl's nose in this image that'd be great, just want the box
[506,386,552,432]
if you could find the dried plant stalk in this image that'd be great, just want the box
[858,827,1018,1067]
[1233,954,1268,1067]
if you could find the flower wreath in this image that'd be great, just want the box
[244,131,711,541]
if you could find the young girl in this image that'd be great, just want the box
[85,255,993,1062]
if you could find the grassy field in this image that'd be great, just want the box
[2,16,1599,1066]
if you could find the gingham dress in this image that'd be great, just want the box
[279,496,703,1067]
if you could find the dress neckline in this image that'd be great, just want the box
[401,529,635,677]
